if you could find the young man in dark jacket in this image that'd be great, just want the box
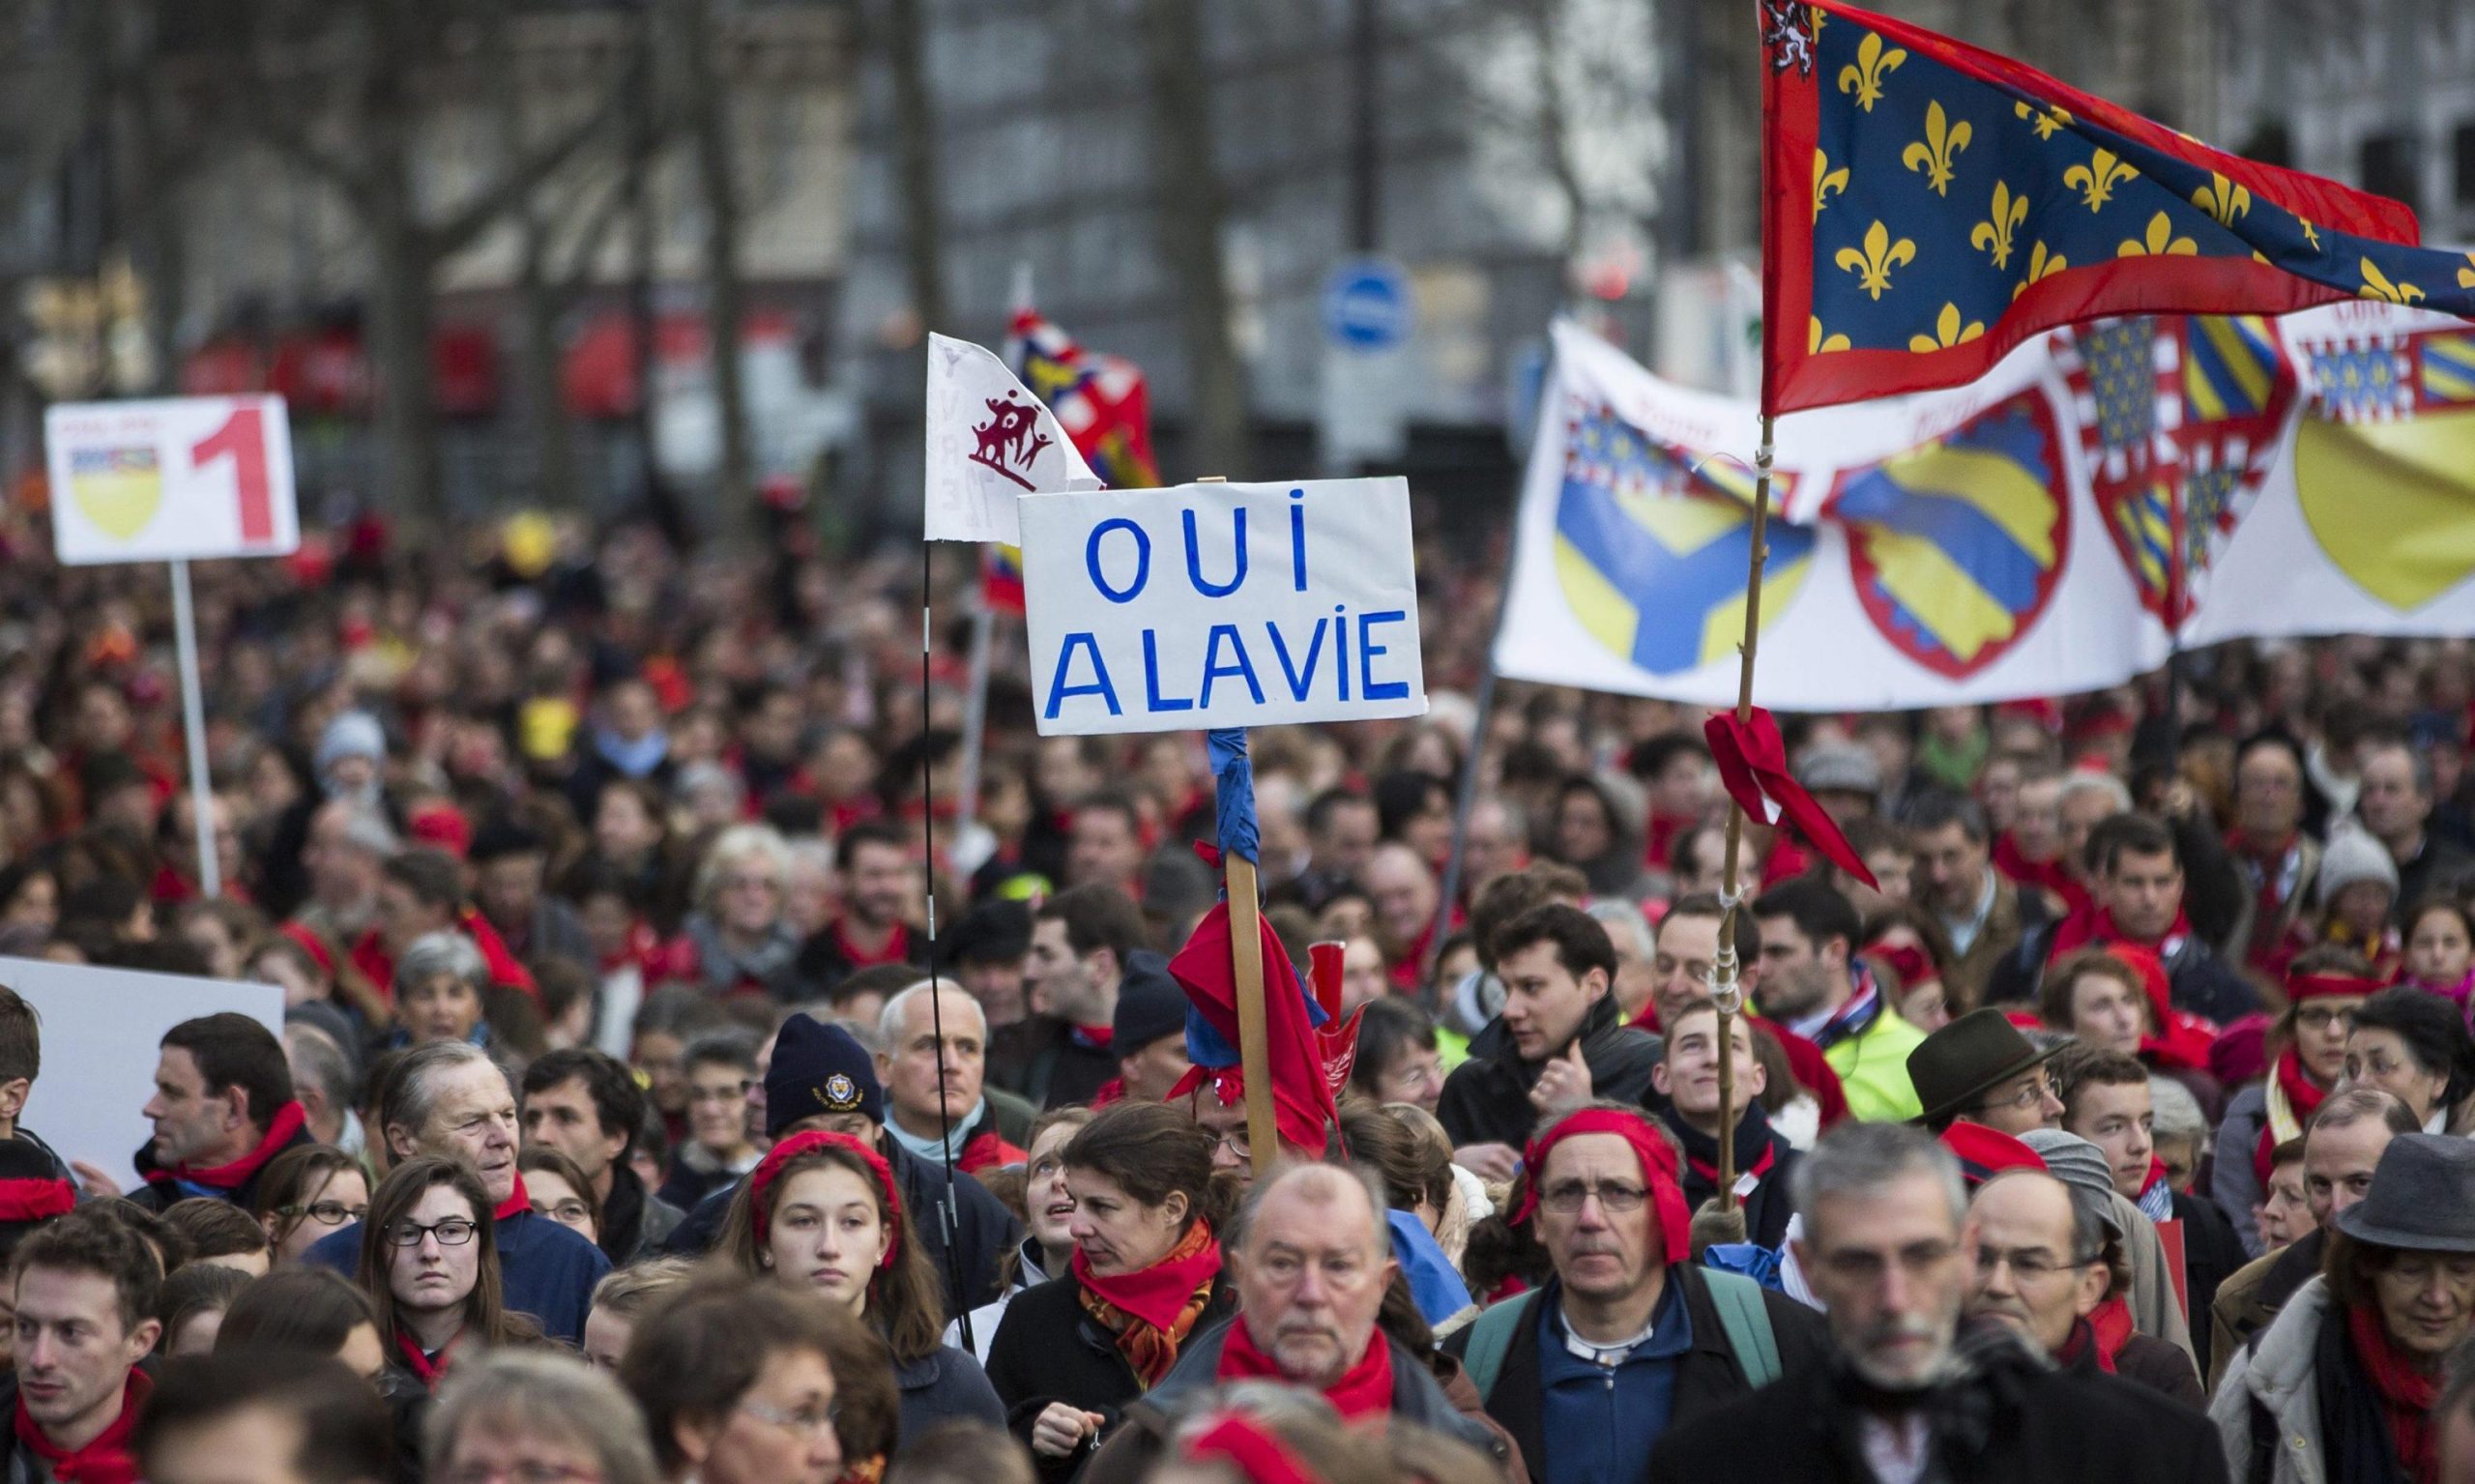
[1439,905,1660,1156]
[1653,1001,1802,1248]
[1648,1122,2227,1484]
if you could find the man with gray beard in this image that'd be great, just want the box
[1647,1122,2225,1484]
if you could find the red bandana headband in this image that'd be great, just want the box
[1511,1107,1692,1264]
[749,1131,903,1268]
[1180,1413,1317,1484]
[2289,973,2382,1003]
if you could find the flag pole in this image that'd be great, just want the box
[1192,475,1279,1176]
[954,597,996,842]
[1707,413,1779,1212]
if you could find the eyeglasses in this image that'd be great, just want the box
[279,1200,368,1228]
[388,1218,480,1248]
[738,1398,840,1438]
[1206,1128,1251,1158]
[1976,1074,2054,1114]
[1539,1180,1648,1214]
[1973,1245,2096,1281]
[534,1200,593,1226]
[722,874,782,893]
[2296,1005,2357,1032]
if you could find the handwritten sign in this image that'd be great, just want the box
[45,394,299,566]
[1020,478,1427,736]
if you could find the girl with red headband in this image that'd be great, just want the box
[2210,946,2379,1259]
[719,1130,1004,1448]
[985,1102,1238,1481]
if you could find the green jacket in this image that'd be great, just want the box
[1822,1004,1927,1121]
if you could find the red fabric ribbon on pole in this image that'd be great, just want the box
[1703,708,1878,888]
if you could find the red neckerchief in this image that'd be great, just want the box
[1073,1219,1221,1386]
[956,1130,1026,1175]
[2254,1046,2332,1185]
[830,917,912,971]
[2349,1300,2440,1482]
[2048,902,2194,961]
[2228,829,2306,951]
[1218,1311,1394,1421]
[2089,1295,2134,1367]
[493,1171,531,1223]
[1685,1140,1775,1191]
[1071,1023,1115,1052]
[1088,1077,1128,1108]
[1992,833,2076,905]
[143,1101,306,1195]
[15,1371,148,1484]
[2055,1312,2117,1374]
[394,1329,454,1391]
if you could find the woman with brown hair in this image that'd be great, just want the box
[354,1157,527,1390]
[984,1101,1238,1480]
[718,1129,1003,1447]
[255,1146,371,1266]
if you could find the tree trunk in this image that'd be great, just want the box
[366,196,444,526]
[1138,0,1249,479]
[885,0,948,335]
[675,0,752,544]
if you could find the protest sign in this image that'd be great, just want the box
[45,394,298,566]
[0,956,283,1192]
[1019,478,1427,736]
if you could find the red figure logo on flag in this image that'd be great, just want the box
[968,393,1054,490]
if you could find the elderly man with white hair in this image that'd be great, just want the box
[875,979,1036,1176]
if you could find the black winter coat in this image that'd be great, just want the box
[1443,1269,1829,1479]
[1645,1327,2227,1484]
[1438,996,1662,1149]
[984,1271,1238,1482]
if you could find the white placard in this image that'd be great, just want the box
[1020,478,1428,736]
[44,394,299,566]
[0,957,284,1192]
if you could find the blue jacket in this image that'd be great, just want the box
[306,1207,611,1344]
[894,1346,1005,1455]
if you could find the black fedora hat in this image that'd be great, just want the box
[1907,1007,2062,1127]
[2334,1134,2475,1252]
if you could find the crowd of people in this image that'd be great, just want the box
[12,508,2475,1481]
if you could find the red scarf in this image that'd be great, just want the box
[1993,833,2077,907]
[829,918,912,972]
[2047,902,2193,961]
[2348,1301,2440,1483]
[1685,1142,1775,1192]
[2055,1314,2117,1374]
[1183,1412,1320,1484]
[394,1329,456,1391]
[2255,1045,2332,1185]
[1073,1218,1221,1386]
[15,1370,147,1484]
[493,1171,531,1223]
[1216,1309,1395,1420]
[143,1100,306,1196]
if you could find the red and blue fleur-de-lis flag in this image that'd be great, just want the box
[1759,0,2475,416]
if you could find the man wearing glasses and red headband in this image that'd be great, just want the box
[1447,1103,1826,1484]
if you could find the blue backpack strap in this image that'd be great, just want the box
[1703,1268,1782,1387]
[1459,1290,1539,1403]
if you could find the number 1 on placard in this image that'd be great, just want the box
[191,405,271,542]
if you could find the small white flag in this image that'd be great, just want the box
[923,333,1099,543]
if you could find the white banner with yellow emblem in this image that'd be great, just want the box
[1496,322,2175,710]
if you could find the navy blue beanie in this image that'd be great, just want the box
[765,1014,885,1137]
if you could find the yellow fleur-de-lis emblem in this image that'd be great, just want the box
[2457,252,2474,290]
[1836,31,1907,112]
[2012,242,2068,300]
[2299,218,2320,251]
[1970,180,2028,269]
[2192,173,2251,227]
[2063,149,2138,211]
[1902,102,1972,196]
[2118,212,2198,257]
[1810,6,1825,35]
[1810,316,1851,354]
[1814,150,1849,216]
[1835,219,1917,300]
[2014,101,2072,139]
[1908,303,1987,353]
[2361,258,2427,305]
